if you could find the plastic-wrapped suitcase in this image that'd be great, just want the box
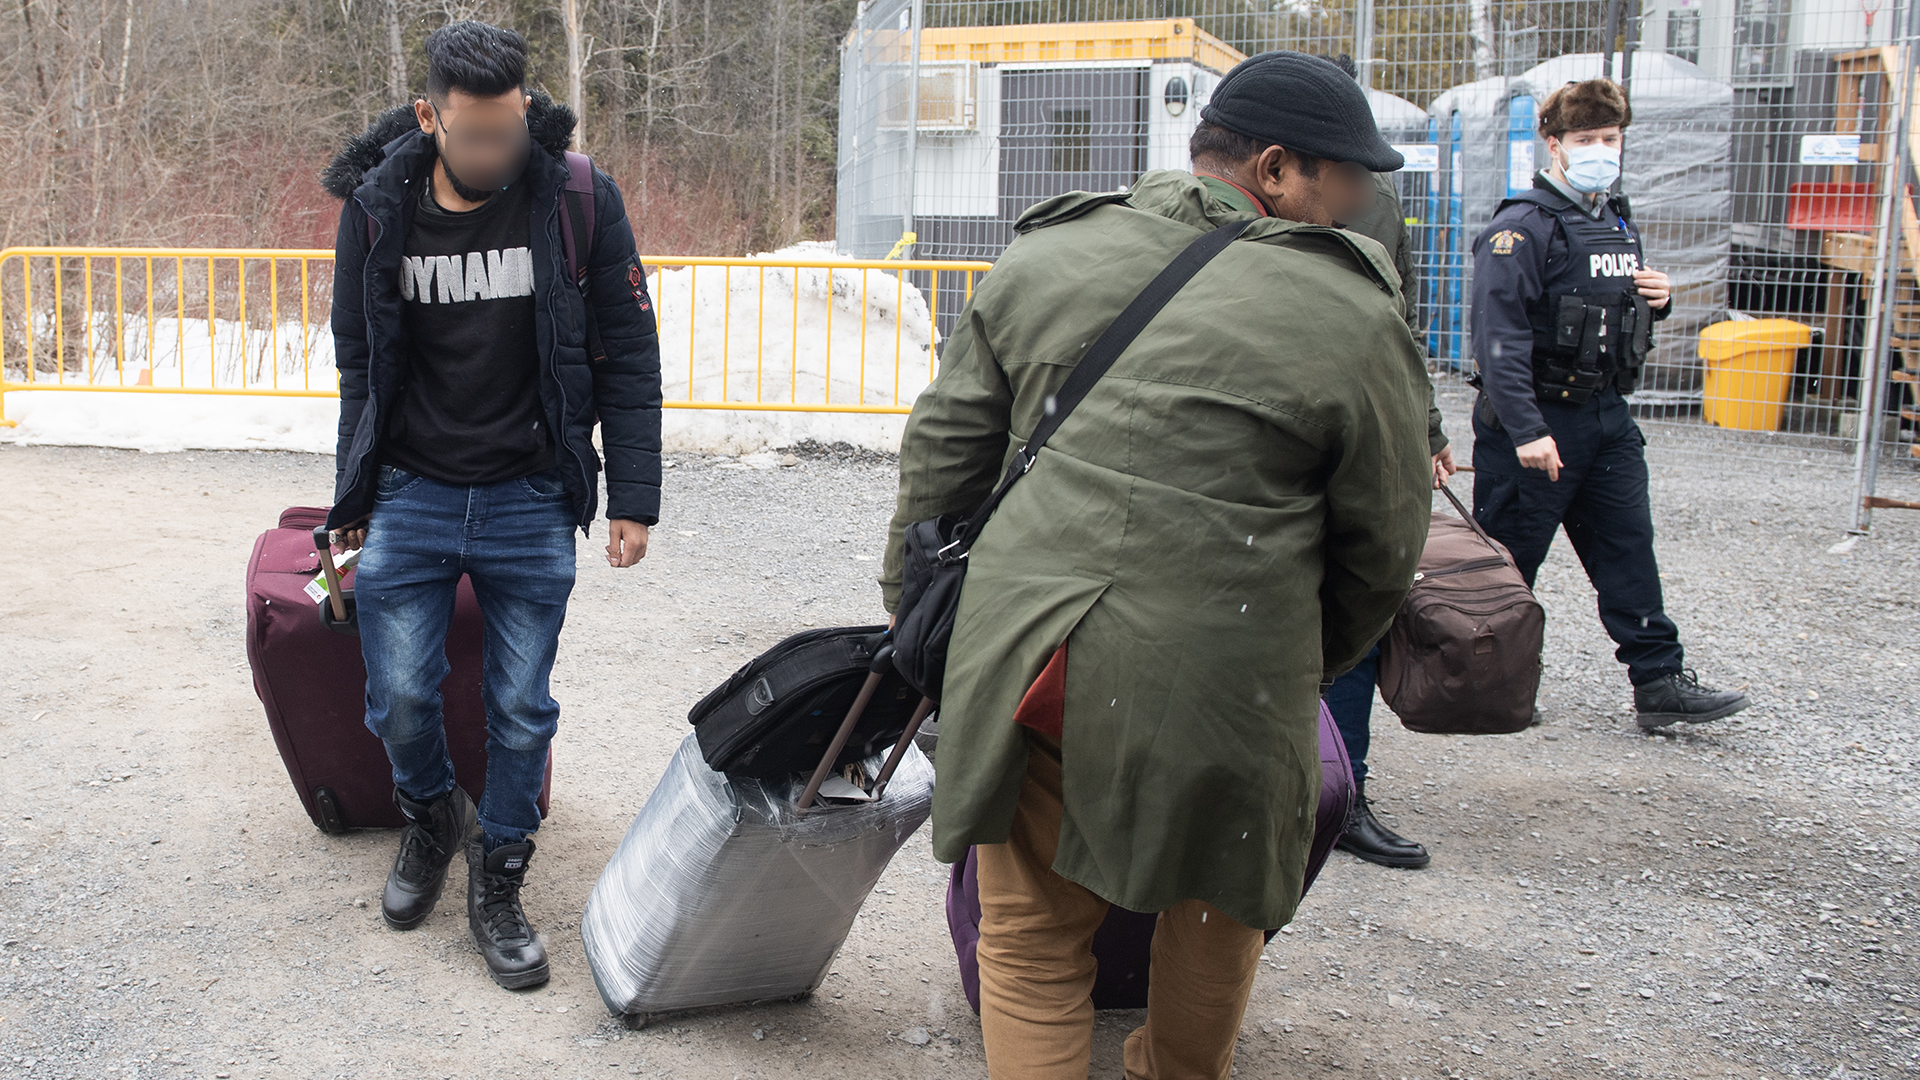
[243,506,551,833]
[580,733,933,1024]
[945,700,1355,1012]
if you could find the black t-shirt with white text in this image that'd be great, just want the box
[383,174,552,486]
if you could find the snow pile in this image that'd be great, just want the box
[2,311,340,453]
[1,243,940,456]
[653,241,934,454]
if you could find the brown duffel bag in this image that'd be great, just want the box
[1378,482,1545,735]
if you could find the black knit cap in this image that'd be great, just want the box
[1200,50,1404,172]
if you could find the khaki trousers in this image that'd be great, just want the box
[974,732,1266,1080]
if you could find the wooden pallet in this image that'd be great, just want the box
[1832,49,1920,450]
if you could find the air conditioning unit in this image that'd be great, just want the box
[880,62,979,132]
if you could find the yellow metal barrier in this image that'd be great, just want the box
[637,255,990,416]
[0,247,341,428]
[0,246,992,426]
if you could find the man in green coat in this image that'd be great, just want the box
[882,52,1432,1080]
[1325,164,1462,870]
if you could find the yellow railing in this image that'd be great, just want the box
[636,254,989,415]
[0,246,992,426]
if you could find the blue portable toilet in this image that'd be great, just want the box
[1506,94,1537,198]
[1445,109,1464,364]
[1423,76,1509,368]
[1422,114,1443,359]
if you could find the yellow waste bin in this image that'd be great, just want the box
[1697,318,1813,431]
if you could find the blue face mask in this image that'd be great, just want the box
[1562,143,1621,194]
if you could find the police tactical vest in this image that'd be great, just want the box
[1497,189,1655,404]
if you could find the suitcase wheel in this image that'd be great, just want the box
[621,1012,652,1031]
[312,786,349,835]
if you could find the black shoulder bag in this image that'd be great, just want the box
[891,218,1254,702]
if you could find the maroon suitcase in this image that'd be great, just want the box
[244,506,552,833]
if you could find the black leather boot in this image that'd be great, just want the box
[382,785,477,930]
[1335,779,1431,869]
[1635,669,1749,730]
[466,836,549,989]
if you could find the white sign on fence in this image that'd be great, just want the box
[1508,140,1536,192]
[1394,144,1439,173]
[1800,133,1862,165]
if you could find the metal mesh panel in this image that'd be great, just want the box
[837,0,1920,519]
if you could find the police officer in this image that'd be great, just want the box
[1470,78,1748,731]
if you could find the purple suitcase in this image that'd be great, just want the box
[946,701,1354,1012]
[245,506,552,833]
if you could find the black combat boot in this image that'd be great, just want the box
[1335,779,1431,869]
[466,836,549,989]
[1634,670,1750,730]
[382,785,477,930]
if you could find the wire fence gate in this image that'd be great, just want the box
[837,0,1920,530]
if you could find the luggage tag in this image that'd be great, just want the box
[303,548,361,604]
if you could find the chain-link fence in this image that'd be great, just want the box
[837,0,1920,528]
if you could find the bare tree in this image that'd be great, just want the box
[386,0,407,100]
[1468,0,1498,76]
[562,0,584,149]
[0,0,859,255]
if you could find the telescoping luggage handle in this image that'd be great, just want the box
[795,640,937,814]
[309,527,359,635]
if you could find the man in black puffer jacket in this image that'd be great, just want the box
[317,20,661,990]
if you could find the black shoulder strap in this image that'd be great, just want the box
[949,217,1254,554]
[1495,188,1570,217]
[1025,217,1253,460]
[1501,184,1633,229]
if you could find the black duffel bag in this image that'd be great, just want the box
[892,218,1252,701]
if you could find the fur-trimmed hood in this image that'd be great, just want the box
[319,89,578,199]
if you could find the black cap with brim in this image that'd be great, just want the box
[1200,50,1404,173]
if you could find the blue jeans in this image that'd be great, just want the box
[356,463,577,850]
[1323,644,1381,784]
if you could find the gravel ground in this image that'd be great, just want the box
[0,409,1916,1080]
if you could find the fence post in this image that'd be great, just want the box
[0,252,9,427]
[1354,0,1375,87]
[900,0,925,254]
[1852,4,1918,534]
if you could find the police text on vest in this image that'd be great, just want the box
[1589,252,1640,278]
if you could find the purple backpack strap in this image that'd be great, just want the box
[558,150,595,284]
